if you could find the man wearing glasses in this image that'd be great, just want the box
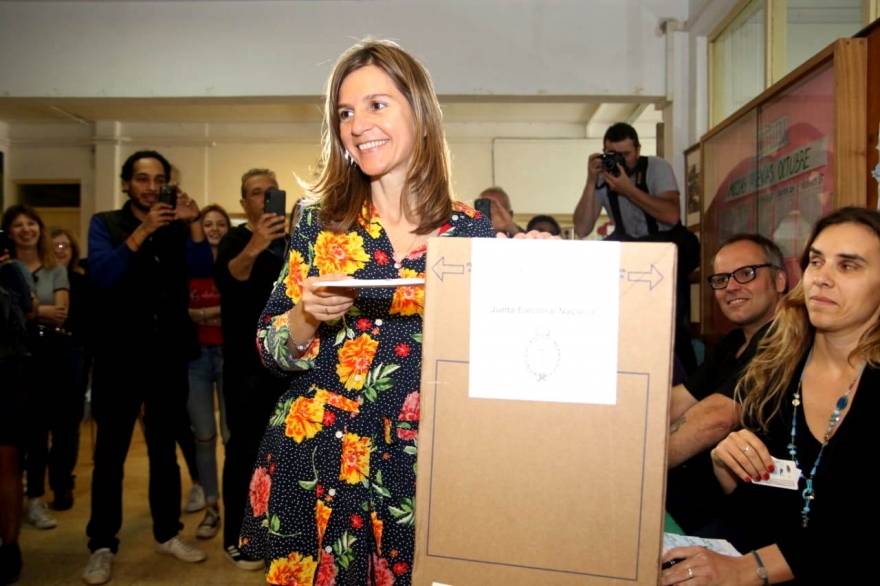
[665,234,787,534]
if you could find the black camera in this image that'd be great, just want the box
[474,198,492,220]
[601,151,627,177]
[158,184,177,208]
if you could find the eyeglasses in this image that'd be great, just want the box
[707,264,776,290]
[54,243,71,250]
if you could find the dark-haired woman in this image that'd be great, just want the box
[662,206,880,585]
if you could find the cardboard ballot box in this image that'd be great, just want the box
[413,238,675,586]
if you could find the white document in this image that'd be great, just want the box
[663,533,741,557]
[319,278,425,289]
[469,239,620,405]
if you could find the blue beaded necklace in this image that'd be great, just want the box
[789,348,864,528]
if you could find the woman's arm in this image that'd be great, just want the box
[38,286,70,326]
[661,545,794,585]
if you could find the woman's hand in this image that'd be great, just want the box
[711,429,775,485]
[299,273,359,322]
[660,546,752,586]
[496,230,561,240]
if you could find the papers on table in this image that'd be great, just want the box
[663,533,741,557]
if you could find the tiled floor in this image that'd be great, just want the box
[15,421,266,585]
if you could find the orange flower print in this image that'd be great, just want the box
[314,389,360,414]
[453,200,477,218]
[335,334,378,391]
[284,249,310,302]
[266,552,318,586]
[314,231,369,275]
[357,206,383,239]
[371,512,385,556]
[284,397,325,443]
[272,312,289,331]
[390,269,424,316]
[301,338,320,361]
[339,433,371,484]
[383,417,392,445]
[316,500,332,550]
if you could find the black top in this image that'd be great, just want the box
[667,323,772,533]
[215,224,284,374]
[685,322,772,401]
[62,269,93,348]
[700,360,878,584]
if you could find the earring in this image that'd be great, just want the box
[344,151,356,166]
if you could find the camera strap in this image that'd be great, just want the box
[606,156,654,236]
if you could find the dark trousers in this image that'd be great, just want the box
[23,334,80,498]
[86,353,187,553]
[221,367,288,547]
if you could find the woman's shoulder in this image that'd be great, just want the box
[444,201,494,237]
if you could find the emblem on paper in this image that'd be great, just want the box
[525,330,561,382]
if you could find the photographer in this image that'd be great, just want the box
[573,122,698,373]
[573,122,680,239]
[83,150,212,585]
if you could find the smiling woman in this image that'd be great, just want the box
[661,207,880,586]
[237,39,494,586]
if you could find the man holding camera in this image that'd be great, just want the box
[83,151,212,585]
[573,122,681,239]
[476,186,525,237]
[215,168,290,570]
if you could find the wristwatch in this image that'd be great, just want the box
[750,550,770,585]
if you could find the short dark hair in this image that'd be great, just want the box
[603,123,641,148]
[714,233,788,292]
[120,150,171,182]
[526,214,562,236]
[240,168,278,199]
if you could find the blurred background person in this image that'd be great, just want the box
[2,205,71,531]
[186,204,230,541]
[526,214,562,236]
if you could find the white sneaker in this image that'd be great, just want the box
[156,535,207,563]
[184,484,206,513]
[26,498,58,530]
[195,505,220,539]
[82,548,114,585]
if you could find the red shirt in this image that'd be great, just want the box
[189,276,223,346]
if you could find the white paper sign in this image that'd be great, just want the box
[469,239,620,405]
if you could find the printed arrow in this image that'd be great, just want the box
[626,264,664,290]
[431,257,465,281]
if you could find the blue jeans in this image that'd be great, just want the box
[186,345,227,502]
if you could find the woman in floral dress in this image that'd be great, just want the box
[238,39,494,585]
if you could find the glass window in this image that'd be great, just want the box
[711,0,767,126]
[783,0,864,76]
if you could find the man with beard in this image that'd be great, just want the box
[83,150,212,585]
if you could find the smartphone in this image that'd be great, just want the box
[158,184,177,209]
[0,229,13,255]
[474,198,492,221]
[264,188,287,217]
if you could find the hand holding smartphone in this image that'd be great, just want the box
[158,185,178,209]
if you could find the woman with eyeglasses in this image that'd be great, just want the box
[1,205,71,530]
[662,207,880,585]
[49,227,93,512]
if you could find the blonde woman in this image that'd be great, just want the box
[662,207,880,585]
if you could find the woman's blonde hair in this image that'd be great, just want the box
[49,227,83,273]
[737,206,880,431]
[308,38,454,234]
[1,205,57,269]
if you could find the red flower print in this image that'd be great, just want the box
[397,428,418,441]
[398,392,420,422]
[351,514,363,529]
[356,317,372,331]
[394,343,410,357]
[372,555,396,586]
[249,467,271,517]
[374,250,389,265]
[316,484,325,498]
[269,462,276,476]
[392,562,409,575]
[315,550,338,586]
[323,411,336,426]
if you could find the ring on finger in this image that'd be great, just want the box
[687,567,694,579]
[741,444,751,454]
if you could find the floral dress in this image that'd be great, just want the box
[240,201,493,585]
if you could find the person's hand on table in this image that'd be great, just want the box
[711,429,774,484]
[661,546,752,585]
[300,273,359,322]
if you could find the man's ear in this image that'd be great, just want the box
[121,180,130,195]
[775,269,788,294]
[239,199,247,215]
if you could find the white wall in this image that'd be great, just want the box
[0,0,687,99]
